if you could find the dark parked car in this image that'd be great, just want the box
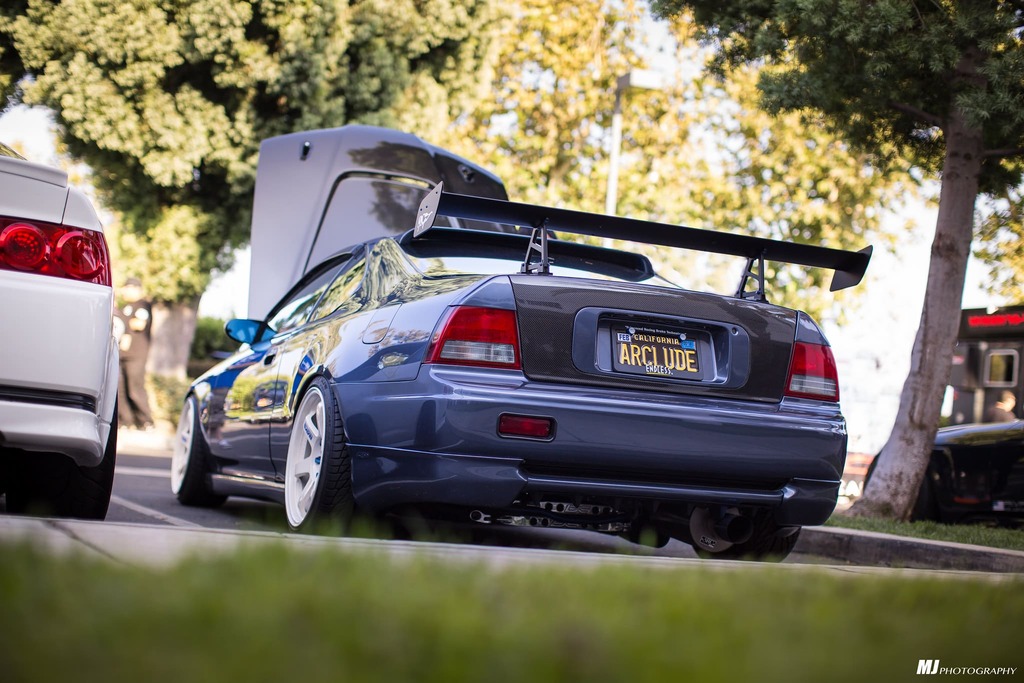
[170,127,872,561]
[910,420,1024,523]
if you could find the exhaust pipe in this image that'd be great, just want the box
[690,506,752,553]
[714,512,753,545]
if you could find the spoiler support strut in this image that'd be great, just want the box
[521,220,553,275]
[736,252,768,302]
[414,182,872,294]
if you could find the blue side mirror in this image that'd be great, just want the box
[225,319,270,345]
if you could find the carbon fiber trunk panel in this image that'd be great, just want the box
[511,276,796,402]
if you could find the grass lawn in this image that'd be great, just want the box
[827,515,1024,552]
[1,542,1021,683]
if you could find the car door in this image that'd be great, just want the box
[213,258,348,478]
[269,255,368,474]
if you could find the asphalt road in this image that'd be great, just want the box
[106,450,713,560]
[0,446,843,564]
[0,448,846,568]
[6,448,1023,578]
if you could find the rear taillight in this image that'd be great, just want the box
[785,341,839,402]
[425,306,521,370]
[0,218,110,286]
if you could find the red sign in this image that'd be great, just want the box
[967,313,1024,329]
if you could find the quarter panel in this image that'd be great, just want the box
[62,187,103,231]
[0,162,67,224]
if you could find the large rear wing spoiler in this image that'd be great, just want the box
[414,182,872,298]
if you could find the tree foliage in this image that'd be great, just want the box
[3,0,503,302]
[653,0,1024,519]
[0,1,27,107]
[977,178,1024,302]
[437,1,908,317]
[1,0,502,379]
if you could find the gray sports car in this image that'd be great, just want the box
[170,127,871,561]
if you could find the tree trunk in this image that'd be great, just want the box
[146,299,200,379]
[848,106,984,519]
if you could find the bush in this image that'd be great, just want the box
[190,316,236,361]
[146,374,192,427]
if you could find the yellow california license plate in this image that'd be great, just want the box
[612,324,701,379]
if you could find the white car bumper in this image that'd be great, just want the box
[0,401,110,465]
[0,269,117,466]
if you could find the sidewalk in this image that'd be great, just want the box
[116,426,175,457]
[2,516,1020,581]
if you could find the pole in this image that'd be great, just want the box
[605,88,623,216]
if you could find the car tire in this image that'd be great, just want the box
[5,410,117,520]
[171,396,226,508]
[284,377,354,533]
[693,512,800,562]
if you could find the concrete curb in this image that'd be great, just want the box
[796,526,1024,573]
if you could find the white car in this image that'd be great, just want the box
[0,142,118,519]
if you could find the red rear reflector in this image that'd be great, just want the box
[425,306,521,370]
[0,218,111,286]
[785,341,839,402]
[498,414,554,439]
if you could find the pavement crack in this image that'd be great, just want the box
[44,519,131,567]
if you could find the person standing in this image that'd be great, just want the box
[116,277,154,430]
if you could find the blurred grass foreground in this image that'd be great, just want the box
[1,543,1021,683]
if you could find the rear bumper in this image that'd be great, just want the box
[341,366,847,526]
[0,270,114,399]
[0,270,117,465]
[0,399,111,466]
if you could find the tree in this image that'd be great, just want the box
[0,1,27,107]
[2,0,502,378]
[437,1,909,318]
[977,178,1024,303]
[653,0,1024,518]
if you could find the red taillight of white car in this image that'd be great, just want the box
[0,218,111,286]
[785,341,840,402]
[425,306,522,370]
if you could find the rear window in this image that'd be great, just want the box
[400,229,678,286]
[408,254,662,283]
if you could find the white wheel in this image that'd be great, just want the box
[170,399,194,494]
[285,387,328,528]
[283,377,353,532]
[170,396,225,507]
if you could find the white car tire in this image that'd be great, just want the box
[171,396,226,508]
[284,377,353,532]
